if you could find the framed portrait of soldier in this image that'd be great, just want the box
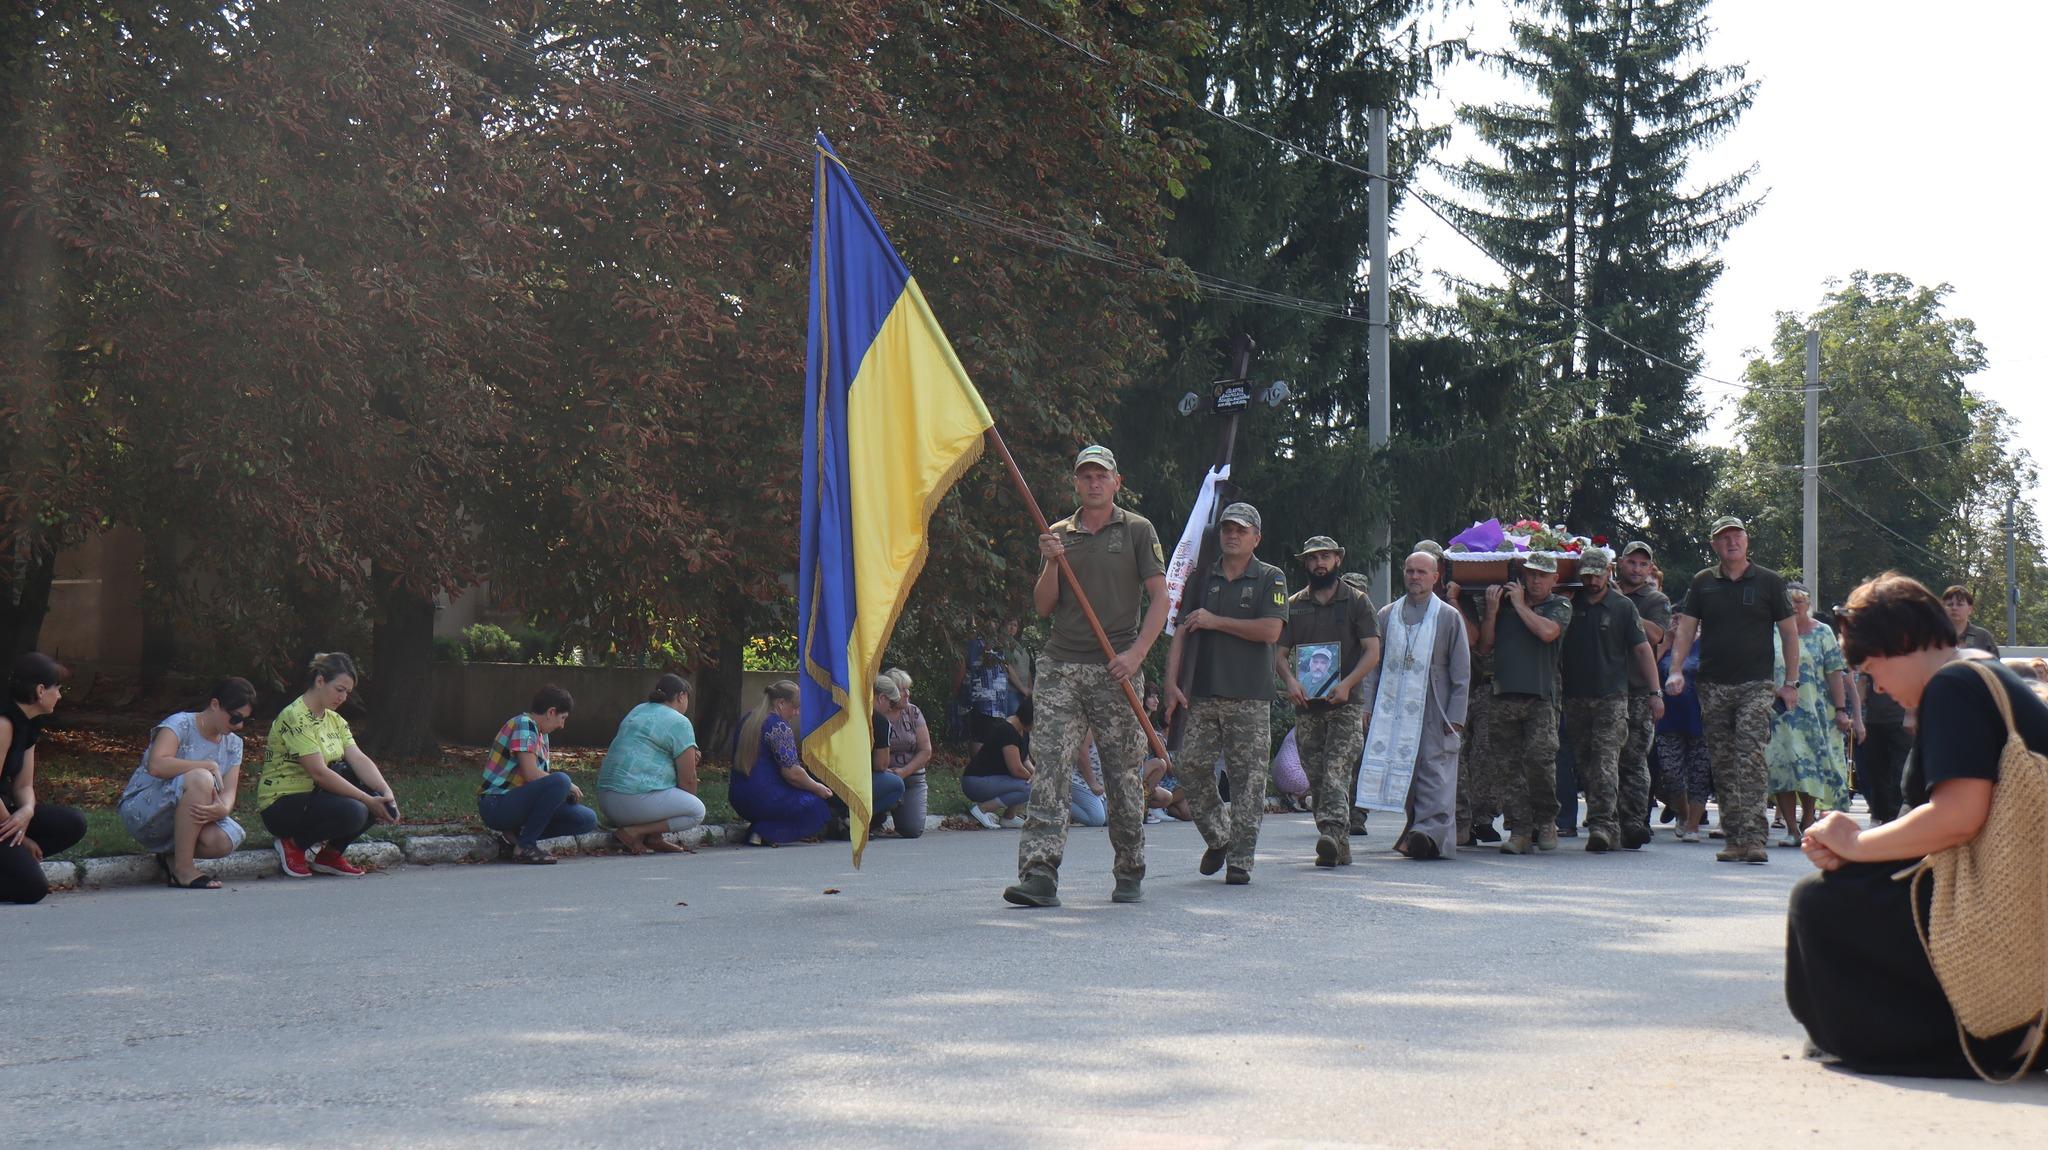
[1296,642,1340,700]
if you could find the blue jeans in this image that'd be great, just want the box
[478,772,598,848]
[871,770,906,818]
[962,773,1032,808]
[1068,773,1107,826]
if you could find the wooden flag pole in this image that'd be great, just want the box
[983,427,1173,765]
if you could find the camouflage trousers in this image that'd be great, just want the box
[1562,696,1629,843]
[1479,693,1561,836]
[1175,697,1271,871]
[1696,680,1775,848]
[1623,691,1658,828]
[1456,680,1496,829]
[1017,661,1148,884]
[1294,701,1366,849]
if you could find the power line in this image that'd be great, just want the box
[975,0,1823,396]
[1819,475,1951,567]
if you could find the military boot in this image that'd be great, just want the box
[1225,866,1251,885]
[1314,835,1340,868]
[1111,876,1143,904]
[1199,846,1227,875]
[1002,873,1061,907]
[1535,825,1560,851]
[1501,833,1533,855]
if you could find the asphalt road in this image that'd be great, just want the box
[7,814,2044,1148]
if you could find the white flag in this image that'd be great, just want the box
[1163,465,1230,636]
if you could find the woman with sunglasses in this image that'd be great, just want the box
[258,652,400,878]
[1,652,89,904]
[118,677,259,889]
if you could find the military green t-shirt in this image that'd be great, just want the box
[1678,562,1792,685]
[1280,581,1381,712]
[1560,589,1647,699]
[1188,556,1289,701]
[1492,594,1573,701]
[1043,505,1167,664]
[1622,583,1672,694]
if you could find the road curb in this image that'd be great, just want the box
[45,813,950,893]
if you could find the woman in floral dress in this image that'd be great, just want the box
[1767,583,1852,845]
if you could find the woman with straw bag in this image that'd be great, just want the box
[1786,573,2046,1080]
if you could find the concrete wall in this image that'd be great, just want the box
[433,664,796,747]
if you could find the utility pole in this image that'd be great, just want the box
[2008,494,2020,644]
[1368,106,1391,605]
[1803,329,1820,605]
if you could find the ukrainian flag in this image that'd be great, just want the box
[799,135,993,865]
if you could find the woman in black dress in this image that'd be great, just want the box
[1,653,89,904]
[1785,572,2045,1077]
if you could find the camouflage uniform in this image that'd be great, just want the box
[1561,696,1629,843]
[1456,649,1496,830]
[1295,701,1367,858]
[1017,662,1148,883]
[1481,694,1562,833]
[1174,698,1272,871]
[1621,692,1657,829]
[1695,680,1774,848]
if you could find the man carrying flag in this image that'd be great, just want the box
[799,136,992,865]
[1003,446,1170,908]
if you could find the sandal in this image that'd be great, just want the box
[513,844,557,865]
[645,836,691,854]
[611,829,650,855]
[159,857,221,889]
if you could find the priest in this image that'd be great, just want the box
[1357,551,1473,859]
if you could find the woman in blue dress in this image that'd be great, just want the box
[728,681,835,845]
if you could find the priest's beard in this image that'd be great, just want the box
[1307,569,1341,591]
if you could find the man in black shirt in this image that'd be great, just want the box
[1663,517,1799,863]
[1616,541,1672,834]
[1941,585,2002,657]
[1854,670,1910,823]
[1559,549,1664,852]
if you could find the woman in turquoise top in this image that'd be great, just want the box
[1767,583,1852,844]
[596,674,704,853]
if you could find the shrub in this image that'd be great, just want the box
[432,635,469,664]
[462,623,523,663]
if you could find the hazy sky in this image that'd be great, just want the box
[1403,0,2046,518]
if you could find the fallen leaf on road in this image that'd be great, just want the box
[675,901,688,906]
[822,888,841,895]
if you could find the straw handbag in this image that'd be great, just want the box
[1899,660,2048,1082]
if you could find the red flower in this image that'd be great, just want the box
[1591,534,1609,547]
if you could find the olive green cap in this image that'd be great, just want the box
[1074,445,1118,473]
[1522,552,1559,574]
[1296,535,1344,560]
[1708,515,1746,538]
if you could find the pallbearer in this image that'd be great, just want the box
[1163,503,1288,886]
[1358,552,1472,859]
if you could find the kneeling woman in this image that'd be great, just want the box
[596,674,705,853]
[1,653,89,904]
[118,677,257,889]
[1786,573,2047,1078]
[728,681,835,845]
[478,685,595,864]
[258,653,401,878]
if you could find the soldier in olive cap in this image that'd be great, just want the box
[1558,548,1664,852]
[1275,536,1382,865]
[1004,445,1168,908]
[1164,503,1289,885]
[1478,552,1574,854]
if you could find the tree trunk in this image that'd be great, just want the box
[360,565,441,759]
[0,543,57,659]
[138,528,180,691]
[692,598,751,762]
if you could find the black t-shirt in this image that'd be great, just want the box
[966,720,1028,777]
[1904,660,2048,807]
[1678,562,1793,684]
[1960,623,2001,658]
[1,699,42,788]
[871,711,891,765]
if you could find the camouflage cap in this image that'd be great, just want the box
[1577,547,1613,575]
[1621,540,1654,559]
[1414,539,1446,559]
[1074,444,1118,473]
[1218,502,1261,531]
[1708,515,1746,538]
[1295,535,1344,560]
[1522,552,1560,574]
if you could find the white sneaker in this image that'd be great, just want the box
[999,815,1026,829]
[1143,809,1162,824]
[966,805,1001,830]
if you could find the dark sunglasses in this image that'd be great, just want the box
[227,709,252,728]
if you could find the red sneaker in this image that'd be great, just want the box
[310,846,366,877]
[275,837,312,878]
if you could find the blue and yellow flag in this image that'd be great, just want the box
[799,135,993,865]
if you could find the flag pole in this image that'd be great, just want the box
[983,427,1173,765]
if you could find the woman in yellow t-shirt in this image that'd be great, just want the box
[257,652,400,878]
